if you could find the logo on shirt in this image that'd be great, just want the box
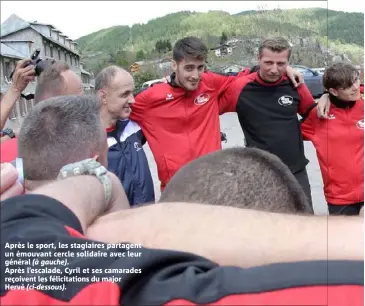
[166,93,174,101]
[357,119,364,130]
[194,93,210,105]
[278,95,293,106]
[134,142,142,152]
[328,114,336,120]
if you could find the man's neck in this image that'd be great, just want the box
[100,110,118,129]
[258,70,280,83]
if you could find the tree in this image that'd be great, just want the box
[165,40,172,51]
[133,69,160,94]
[136,50,145,61]
[155,40,163,53]
[220,32,228,45]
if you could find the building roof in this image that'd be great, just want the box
[1,39,34,43]
[1,14,79,56]
[0,42,28,59]
[0,14,30,37]
[30,21,55,28]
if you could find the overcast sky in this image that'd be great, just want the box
[1,1,363,40]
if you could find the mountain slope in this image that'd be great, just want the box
[77,8,363,53]
[76,8,364,74]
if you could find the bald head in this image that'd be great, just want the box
[95,65,135,121]
[34,62,83,103]
[160,147,313,214]
[95,65,130,91]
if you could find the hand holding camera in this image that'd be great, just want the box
[10,58,36,93]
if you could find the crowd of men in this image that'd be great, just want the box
[0,36,363,305]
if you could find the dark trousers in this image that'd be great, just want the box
[328,202,364,216]
[294,168,313,211]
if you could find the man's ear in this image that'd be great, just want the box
[328,88,338,96]
[97,90,108,105]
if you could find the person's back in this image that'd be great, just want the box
[301,63,364,215]
[160,147,312,214]
[18,95,108,186]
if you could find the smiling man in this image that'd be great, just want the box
[219,37,316,208]
[95,66,155,206]
[130,36,304,191]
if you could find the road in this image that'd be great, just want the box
[144,113,328,215]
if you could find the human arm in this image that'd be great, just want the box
[87,202,363,268]
[296,83,316,115]
[130,88,151,124]
[27,172,129,232]
[0,59,35,130]
[12,174,363,268]
[300,104,317,141]
[286,65,304,88]
[2,193,362,305]
[316,93,330,118]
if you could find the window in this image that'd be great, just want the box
[50,46,54,58]
[58,50,61,60]
[70,56,73,66]
[64,52,67,63]
[43,42,47,56]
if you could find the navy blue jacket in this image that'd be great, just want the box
[107,119,155,206]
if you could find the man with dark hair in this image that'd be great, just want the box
[18,95,108,186]
[95,66,155,206]
[130,36,304,190]
[219,37,316,207]
[160,147,312,214]
[34,62,83,103]
[301,62,364,215]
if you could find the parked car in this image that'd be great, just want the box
[292,65,324,98]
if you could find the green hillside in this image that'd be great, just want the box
[76,8,364,73]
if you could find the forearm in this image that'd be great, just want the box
[87,203,363,267]
[0,87,21,130]
[30,176,106,232]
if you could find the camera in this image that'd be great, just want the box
[9,49,53,100]
[10,49,51,79]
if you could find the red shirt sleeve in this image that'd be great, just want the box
[297,84,316,116]
[218,75,251,114]
[300,106,316,141]
[130,89,150,124]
